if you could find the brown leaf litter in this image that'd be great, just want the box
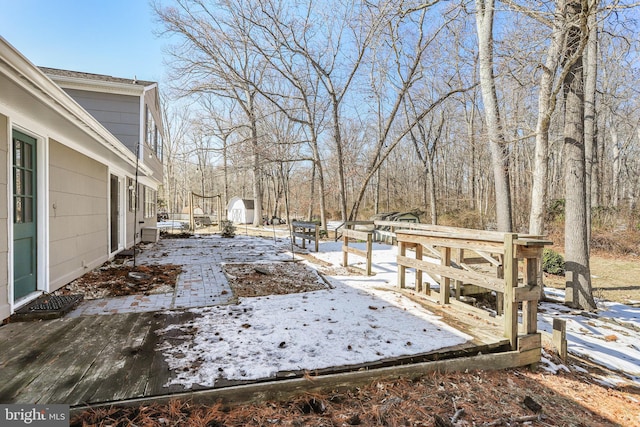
[223,261,328,297]
[54,262,182,299]
[71,352,639,426]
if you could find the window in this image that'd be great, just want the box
[145,106,155,147]
[128,178,136,212]
[145,104,163,161]
[144,186,156,219]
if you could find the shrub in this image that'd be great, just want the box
[220,220,236,238]
[542,249,565,275]
[546,199,565,223]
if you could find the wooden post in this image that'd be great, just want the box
[314,225,319,252]
[552,318,568,360]
[496,264,504,316]
[503,234,518,350]
[366,232,372,276]
[415,243,423,293]
[342,235,348,268]
[398,240,406,289]
[454,248,463,300]
[522,257,538,335]
[440,247,451,304]
[189,192,195,232]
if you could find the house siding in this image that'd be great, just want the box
[48,140,108,291]
[0,113,9,320]
[63,88,140,153]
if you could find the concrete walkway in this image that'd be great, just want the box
[67,235,292,316]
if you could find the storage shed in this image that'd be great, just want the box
[371,211,420,224]
[227,197,255,224]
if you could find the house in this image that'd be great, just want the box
[0,37,163,322]
[227,197,255,224]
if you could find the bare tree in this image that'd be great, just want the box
[475,0,513,232]
[562,0,596,311]
[154,0,266,225]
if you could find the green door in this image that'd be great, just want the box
[13,130,37,300]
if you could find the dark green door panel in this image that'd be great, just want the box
[13,130,37,300]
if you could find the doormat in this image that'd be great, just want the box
[11,294,83,321]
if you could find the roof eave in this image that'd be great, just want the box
[0,37,153,176]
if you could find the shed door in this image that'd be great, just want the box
[13,130,38,300]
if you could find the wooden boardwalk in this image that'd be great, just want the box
[0,306,521,409]
[0,311,198,405]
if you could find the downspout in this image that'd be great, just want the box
[133,141,140,268]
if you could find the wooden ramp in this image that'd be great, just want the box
[0,306,538,412]
[0,311,198,405]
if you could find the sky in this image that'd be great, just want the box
[0,0,168,83]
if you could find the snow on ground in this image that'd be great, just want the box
[156,238,470,388]
[538,298,640,387]
[157,236,640,390]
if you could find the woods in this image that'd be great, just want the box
[153,0,640,311]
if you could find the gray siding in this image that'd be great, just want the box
[64,88,140,153]
[0,114,9,320]
[49,140,109,290]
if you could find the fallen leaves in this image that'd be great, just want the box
[54,263,182,299]
[71,363,639,426]
[223,262,327,297]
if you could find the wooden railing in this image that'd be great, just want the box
[341,228,373,276]
[291,221,320,252]
[395,228,551,350]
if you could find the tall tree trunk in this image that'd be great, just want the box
[583,0,598,243]
[331,97,349,221]
[563,0,596,311]
[250,107,263,226]
[529,0,565,237]
[426,156,438,224]
[611,125,621,208]
[307,161,316,221]
[475,0,513,232]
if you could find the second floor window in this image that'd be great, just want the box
[145,105,163,161]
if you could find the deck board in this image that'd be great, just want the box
[0,311,203,406]
[55,312,150,405]
[0,300,515,407]
[0,317,98,403]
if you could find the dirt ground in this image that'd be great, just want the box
[54,262,182,299]
[223,262,329,297]
[68,233,639,426]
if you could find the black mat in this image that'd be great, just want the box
[11,294,83,321]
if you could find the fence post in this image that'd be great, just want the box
[440,247,451,304]
[523,256,539,335]
[397,240,406,289]
[552,318,568,360]
[415,243,423,292]
[366,232,372,276]
[454,248,463,300]
[503,233,518,350]
[343,234,349,268]
[314,225,319,252]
